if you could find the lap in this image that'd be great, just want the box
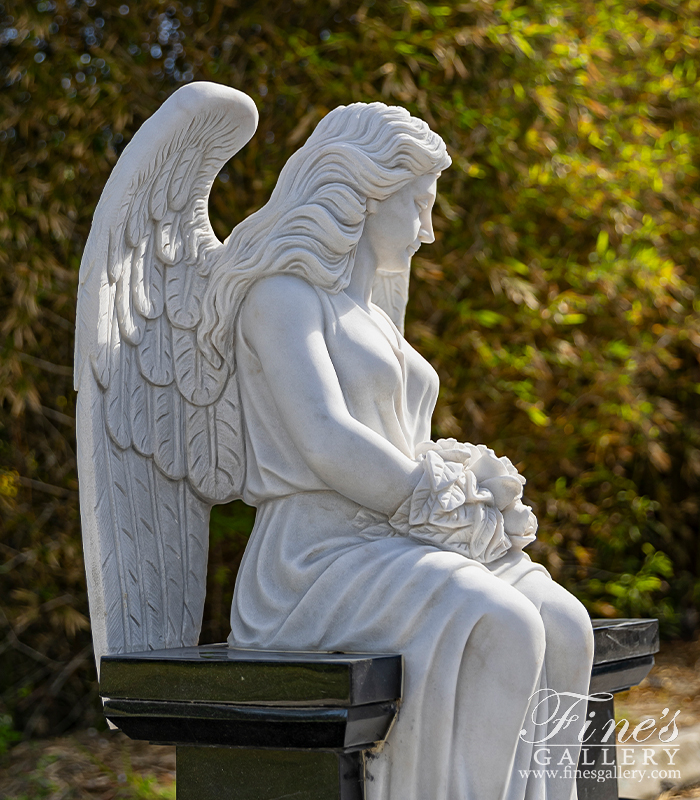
[233,520,591,655]
[324,541,585,642]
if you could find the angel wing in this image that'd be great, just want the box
[371,266,410,334]
[75,83,258,668]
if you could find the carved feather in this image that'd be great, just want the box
[137,315,174,387]
[151,383,187,480]
[116,259,144,346]
[184,402,215,498]
[179,480,209,645]
[104,321,132,449]
[213,383,245,491]
[108,215,130,284]
[130,353,153,457]
[132,235,164,320]
[149,151,179,222]
[88,275,114,390]
[104,431,147,651]
[168,147,204,212]
[172,327,228,406]
[156,213,185,266]
[126,448,167,649]
[165,259,207,330]
[189,223,220,278]
[183,382,244,502]
[125,182,149,250]
[149,466,184,646]
[83,385,128,654]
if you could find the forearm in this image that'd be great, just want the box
[294,412,423,515]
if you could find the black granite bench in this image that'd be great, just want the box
[99,617,659,800]
[579,619,659,800]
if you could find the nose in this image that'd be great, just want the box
[418,208,435,244]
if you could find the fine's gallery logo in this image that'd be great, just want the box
[517,689,682,780]
[519,689,680,746]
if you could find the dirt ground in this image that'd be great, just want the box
[0,729,176,800]
[615,636,700,731]
[1,637,699,800]
[614,636,700,800]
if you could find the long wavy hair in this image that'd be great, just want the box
[199,101,451,366]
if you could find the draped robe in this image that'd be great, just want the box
[229,284,586,800]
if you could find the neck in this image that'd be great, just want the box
[345,236,378,309]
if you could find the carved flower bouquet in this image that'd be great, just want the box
[385,439,538,563]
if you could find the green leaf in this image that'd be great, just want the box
[512,33,535,58]
[596,230,609,254]
[526,406,551,427]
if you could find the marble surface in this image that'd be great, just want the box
[76,82,595,800]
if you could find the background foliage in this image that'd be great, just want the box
[1,0,700,737]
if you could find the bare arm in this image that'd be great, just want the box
[240,274,422,515]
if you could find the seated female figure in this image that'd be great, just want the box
[218,102,595,800]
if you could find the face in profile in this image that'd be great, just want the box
[361,172,438,274]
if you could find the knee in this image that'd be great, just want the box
[477,591,547,667]
[541,589,594,668]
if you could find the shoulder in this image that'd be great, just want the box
[241,274,324,336]
[246,274,321,307]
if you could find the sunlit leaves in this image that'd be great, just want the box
[2,0,700,738]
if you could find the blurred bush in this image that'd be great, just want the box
[1,0,700,736]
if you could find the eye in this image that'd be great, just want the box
[415,199,429,211]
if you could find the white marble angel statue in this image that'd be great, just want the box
[75,82,594,800]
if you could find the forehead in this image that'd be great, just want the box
[402,173,438,197]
